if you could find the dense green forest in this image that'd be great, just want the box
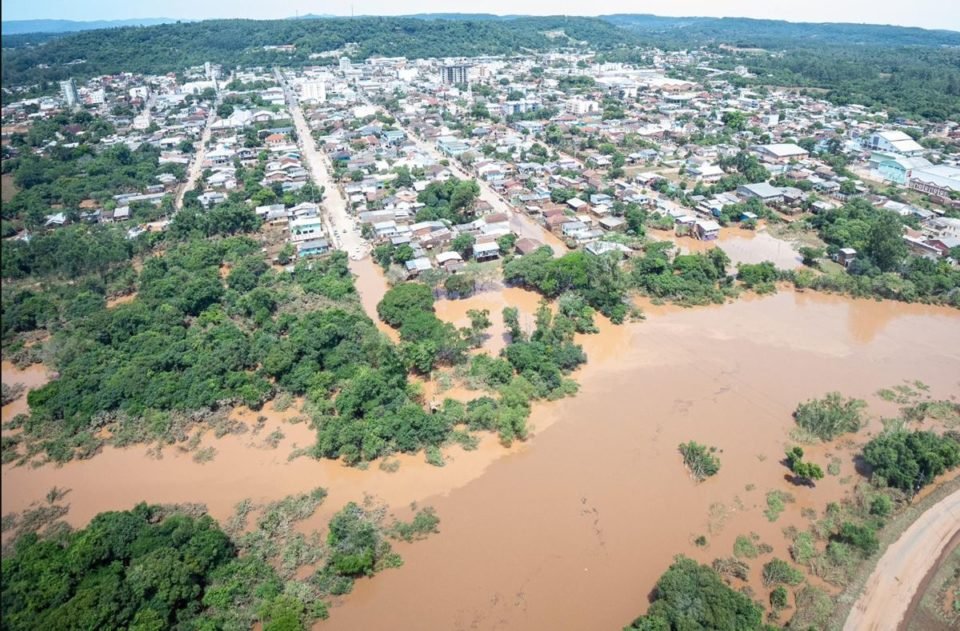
[605,15,960,121]
[2,216,594,465]
[625,556,765,629]
[601,14,960,48]
[728,47,960,122]
[1,493,440,630]
[0,16,635,86]
[502,246,630,322]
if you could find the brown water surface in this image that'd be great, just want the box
[349,257,398,341]
[2,288,959,631]
[320,292,960,630]
[668,226,804,270]
[1,361,51,421]
[434,286,544,356]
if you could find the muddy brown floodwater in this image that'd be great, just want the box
[659,225,804,270]
[349,257,398,341]
[320,291,960,631]
[2,280,960,631]
[1,360,51,421]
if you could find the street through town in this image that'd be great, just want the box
[358,94,568,252]
[175,99,217,210]
[278,68,370,261]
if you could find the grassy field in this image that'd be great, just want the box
[906,542,960,631]
[1,173,18,203]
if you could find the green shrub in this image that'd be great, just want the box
[734,534,759,559]
[869,494,893,518]
[835,522,879,557]
[387,507,441,542]
[790,531,817,566]
[793,392,866,440]
[761,558,804,586]
[679,441,721,481]
[765,490,795,522]
[627,556,763,629]
[790,586,834,630]
[769,586,789,610]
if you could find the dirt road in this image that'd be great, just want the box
[844,488,960,631]
[175,106,215,210]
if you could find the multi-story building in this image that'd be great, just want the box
[300,80,326,103]
[440,64,471,85]
[60,79,79,108]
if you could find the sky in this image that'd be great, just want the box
[2,0,958,31]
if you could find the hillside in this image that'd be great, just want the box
[600,14,960,48]
[1,17,180,35]
[0,16,635,86]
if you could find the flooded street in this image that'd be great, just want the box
[348,257,397,341]
[3,281,959,630]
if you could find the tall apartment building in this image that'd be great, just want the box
[300,80,326,103]
[60,78,79,108]
[440,64,471,85]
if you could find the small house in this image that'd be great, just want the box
[473,241,501,262]
[836,247,857,267]
[297,238,331,258]
[694,219,721,241]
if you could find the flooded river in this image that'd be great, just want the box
[319,291,959,630]
[3,261,959,630]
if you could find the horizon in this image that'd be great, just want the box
[2,1,959,32]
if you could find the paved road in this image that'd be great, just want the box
[278,69,369,261]
[844,488,960,631]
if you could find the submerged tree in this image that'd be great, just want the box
[679,441,721,481]
[785,446,825,486]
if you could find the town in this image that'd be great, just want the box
[5,48,958,287]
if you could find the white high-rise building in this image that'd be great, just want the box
[300,80,326,103]
[60,79,79,108]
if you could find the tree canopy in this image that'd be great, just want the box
[862,430,960,492]
[625,556,765,630]
[0,504,302,631]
